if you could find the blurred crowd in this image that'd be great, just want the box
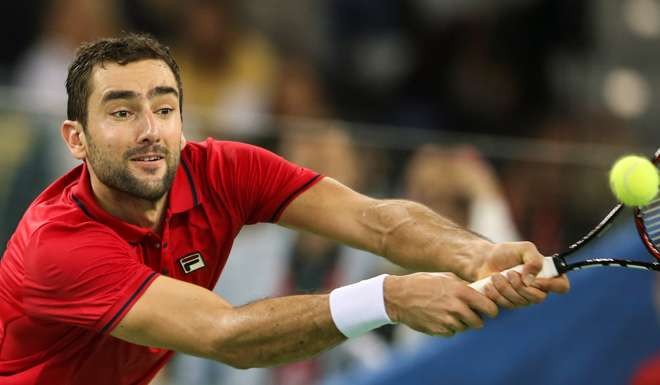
[0,1,657,384]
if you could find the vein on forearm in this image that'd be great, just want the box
[358,199,488,278]
[216,295,345,368]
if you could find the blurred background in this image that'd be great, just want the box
[1,0,660,384]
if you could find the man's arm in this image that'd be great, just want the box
[111,273,498,368]
[279,178,485,276]
[278,177,569,305]
[111,275,342,368]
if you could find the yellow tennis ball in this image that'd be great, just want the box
[609,155,659,206]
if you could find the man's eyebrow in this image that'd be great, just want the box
[147,86,179,99]
[101,90,138,104]
[100,87,178,104]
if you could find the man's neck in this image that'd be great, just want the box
[90,174,168,232]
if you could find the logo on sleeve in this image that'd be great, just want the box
[178,252,206,274]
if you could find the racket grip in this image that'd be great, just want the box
[468,257,559,294]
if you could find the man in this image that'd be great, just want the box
[0,34,568,385]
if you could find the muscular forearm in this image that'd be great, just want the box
[112,277,345,370]
[279,179,493,281]
[215,295,345,368]
[359,199,492,281]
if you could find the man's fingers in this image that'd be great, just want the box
[519,242,544,280]
[435,328,455,337]
[483,271,548,306]
[461,282,499,318]
[491,273,529,307]
[450,302,485,329]
[532,275,570,294]
[483,280,515,309]
[443,315,468,333]
[505,271,547,304]
[399,273,503,338]
[513,282,547,304]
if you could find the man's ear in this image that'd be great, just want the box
[61,120,87,160]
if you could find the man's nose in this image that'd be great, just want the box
[137,111,160,144]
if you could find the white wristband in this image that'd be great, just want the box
[329,274,395,339]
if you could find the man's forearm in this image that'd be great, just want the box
[112,276,346,369]
[278,179,493,281]
[358,199,492,281]
[215,295,345,368]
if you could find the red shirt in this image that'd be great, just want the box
[0,139,321,385]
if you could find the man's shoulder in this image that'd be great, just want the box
[32,217,123,243]
[20,167,90,231]
[20,218,129,277]
[14,172,82,236]
[11,207,127,283]
[15,166,124,254]
[18,209,124,258]
[179,139,273,187]
[183,138,266,163]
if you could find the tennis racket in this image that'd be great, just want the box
[470,147,660,294]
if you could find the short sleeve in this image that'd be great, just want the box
[206,140,322,224]
[22,222,159,333]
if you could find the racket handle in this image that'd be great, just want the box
[469,257,559,294]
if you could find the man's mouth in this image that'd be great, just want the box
[130,154,165,162]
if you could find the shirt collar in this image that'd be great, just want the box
[70,156,205,243]
[169,155,207,214]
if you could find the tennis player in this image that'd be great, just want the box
[0,34,569,385]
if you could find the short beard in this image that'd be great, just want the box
[86,136,179,202]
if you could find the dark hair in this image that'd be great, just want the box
[66,33,183,128]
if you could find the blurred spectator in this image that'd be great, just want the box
[271,53,393,197]
[241,0,330,68]
[0,115,37,247]
[1,0,120,246]
[502,113,635,254]
[404,144,520,242]
[272,55,331,120]
[14,0,118,116]
[13,0,119,179]
[279,127,360,189]
[175,0,279,139]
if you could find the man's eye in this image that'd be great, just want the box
[111,110,132,119]
[156,107,174,116]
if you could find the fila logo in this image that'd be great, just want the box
[179,253,206,274]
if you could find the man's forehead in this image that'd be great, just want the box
[90,59,177,97]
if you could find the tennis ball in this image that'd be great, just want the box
[609,155,659,206]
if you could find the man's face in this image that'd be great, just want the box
[83,59,182,201]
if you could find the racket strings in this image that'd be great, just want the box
[640,197,660,247]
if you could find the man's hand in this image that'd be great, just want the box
[384,273,499,337]
[474,241,570,308]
